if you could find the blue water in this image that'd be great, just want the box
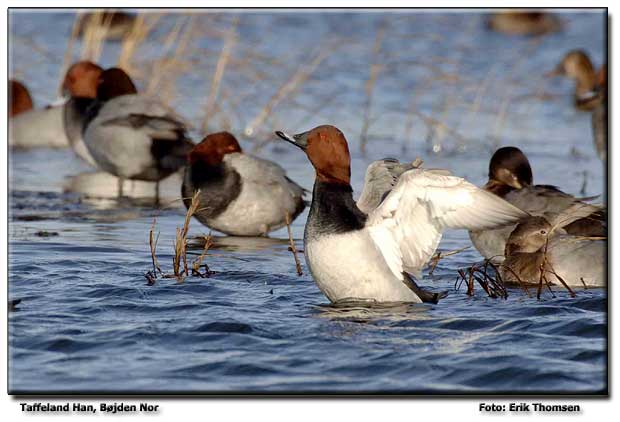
[8,10,607,393]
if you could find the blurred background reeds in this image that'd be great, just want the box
[9,9,606,163]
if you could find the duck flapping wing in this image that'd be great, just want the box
[366,169,529,278]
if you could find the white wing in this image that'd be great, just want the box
[367,169,529,278]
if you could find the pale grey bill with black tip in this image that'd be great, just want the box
[275,131,308,150]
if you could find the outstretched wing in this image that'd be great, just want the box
[367,169,529,278]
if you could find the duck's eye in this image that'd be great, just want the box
[540,230,547,235]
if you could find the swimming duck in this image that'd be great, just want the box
[276,125,528,304]
[500,216,605,288]
[486,11,561,36]
[76,11,136,41]
[9,80,34,117]
[550,50,604,111]
[61,60,104,165]
[82,67,194,200]
[469,146,606,261]
[181,132,306,236]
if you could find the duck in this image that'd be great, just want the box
[181,131,306,236]
[9,80,34,117]
[469,146,606,261]
[276,125,528,304]
[61,60,105,166]
[76,11,136,41]
[9,61,105,151]
[550,50,604,111]
[486,11,561,36]
[81,67,194,200]
[591,64,607,161]
[500,216,605,288]
[9,82,69,149]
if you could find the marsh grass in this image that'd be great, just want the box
[455,251,583,300]
[11,11,562,155]
[80,11,115,62]
[427,245,470,276]
[285,212,303,276]
[145,190,214,284]
[456,260,510,299]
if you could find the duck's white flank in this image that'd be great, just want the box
[206,153,304,236]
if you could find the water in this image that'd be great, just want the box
[8,10,607,393]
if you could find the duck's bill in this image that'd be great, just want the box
[275,130,308,150]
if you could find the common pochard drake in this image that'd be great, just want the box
[82,67,193,200]
[500,216,605,288]
[181,132,306,236]
[469,146,606,261]
[277,125,528,304]
[61,60,105,165]
[9,80,34,117]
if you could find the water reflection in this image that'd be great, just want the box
[314,300,433,324]
[63,170,184,203]
[188,234,291,253]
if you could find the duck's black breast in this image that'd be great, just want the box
[182,161,242,219]
[62,97,97,144]
[305,180,367,241]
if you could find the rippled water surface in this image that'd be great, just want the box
[8,10,607,393]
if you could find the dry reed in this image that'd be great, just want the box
[243,45,336,138]
[144,190,214,285]
[285,212,303,276]
[145,14,197,102]
[191,234,214,277]
[359,22,385,154]
[427,245,470,276]
[80,11,115,62]
[202,16,239,133]
[117,13,163,77]
[57,12,84,94]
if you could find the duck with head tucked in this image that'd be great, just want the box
[9,78,68,149]
[181,131,306,236]
[276,125,528,304]
[500,216,605,288]
[80,67,194,200]
[469,146,606,261]
[486,11,561,36]
[8,80,34,118]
